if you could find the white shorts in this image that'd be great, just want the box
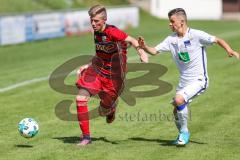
[176,79,208,103]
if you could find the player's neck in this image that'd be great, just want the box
[177,26,188,38]
[100,23,106,32]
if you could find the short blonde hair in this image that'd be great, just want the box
[88,5,107,19]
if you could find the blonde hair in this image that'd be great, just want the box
[88,5,107,20]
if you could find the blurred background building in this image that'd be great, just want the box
[130,0,240,20]
[222,0,240,20]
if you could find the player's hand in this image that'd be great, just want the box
[77,64,89,78]
[228,50,240,59]
[138,36,146,49]
[137,36,148,63]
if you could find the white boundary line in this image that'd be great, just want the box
[0,56,139,93]
[0,76,49,93]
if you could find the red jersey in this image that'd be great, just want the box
[92,24,128,78]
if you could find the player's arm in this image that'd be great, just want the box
[124,36,148,63]
[138,36,158,55]
[214,37,240,59]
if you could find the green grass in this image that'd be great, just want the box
[1,10,240,160]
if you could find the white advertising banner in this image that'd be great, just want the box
[107,7,139,29]
[31,13,65,40]
[0,6,140,45]
[0,16,26,45]
[64,11,91,36]
[64,7,139,36]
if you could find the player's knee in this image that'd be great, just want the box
[76,95,89,102]
[76,95,89,107]
[76,89,90,101]
[173,95,185,106]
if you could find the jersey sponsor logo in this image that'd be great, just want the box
[178,52,190,63]
[96,42,118,54]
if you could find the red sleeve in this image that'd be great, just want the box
[106,26,128,41]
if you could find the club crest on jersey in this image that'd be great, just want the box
[184,40,191,47]
[102,36,107,42]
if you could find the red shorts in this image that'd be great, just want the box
[76,66,125,108]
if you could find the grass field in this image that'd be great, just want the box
[0,10,240,160]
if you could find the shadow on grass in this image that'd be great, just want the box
[15,144,33,148]
[129,137,173,146]
[189,140,207,145]
[129,137,207,146]
[53,136,118,144]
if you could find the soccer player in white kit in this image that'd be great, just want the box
[138,8,239,145]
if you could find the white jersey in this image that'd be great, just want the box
[155,28,215,88]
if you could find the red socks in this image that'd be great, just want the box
[76,100,90,136]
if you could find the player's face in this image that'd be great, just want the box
[169,15,183,33]
[90,14,106,32]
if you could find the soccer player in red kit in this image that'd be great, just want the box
[75,5,148,146]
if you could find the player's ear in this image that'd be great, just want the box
[180,19,185,26]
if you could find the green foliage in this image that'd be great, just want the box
[0,0,47,14]
[36,0,69,10]
[71,0,129,8]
